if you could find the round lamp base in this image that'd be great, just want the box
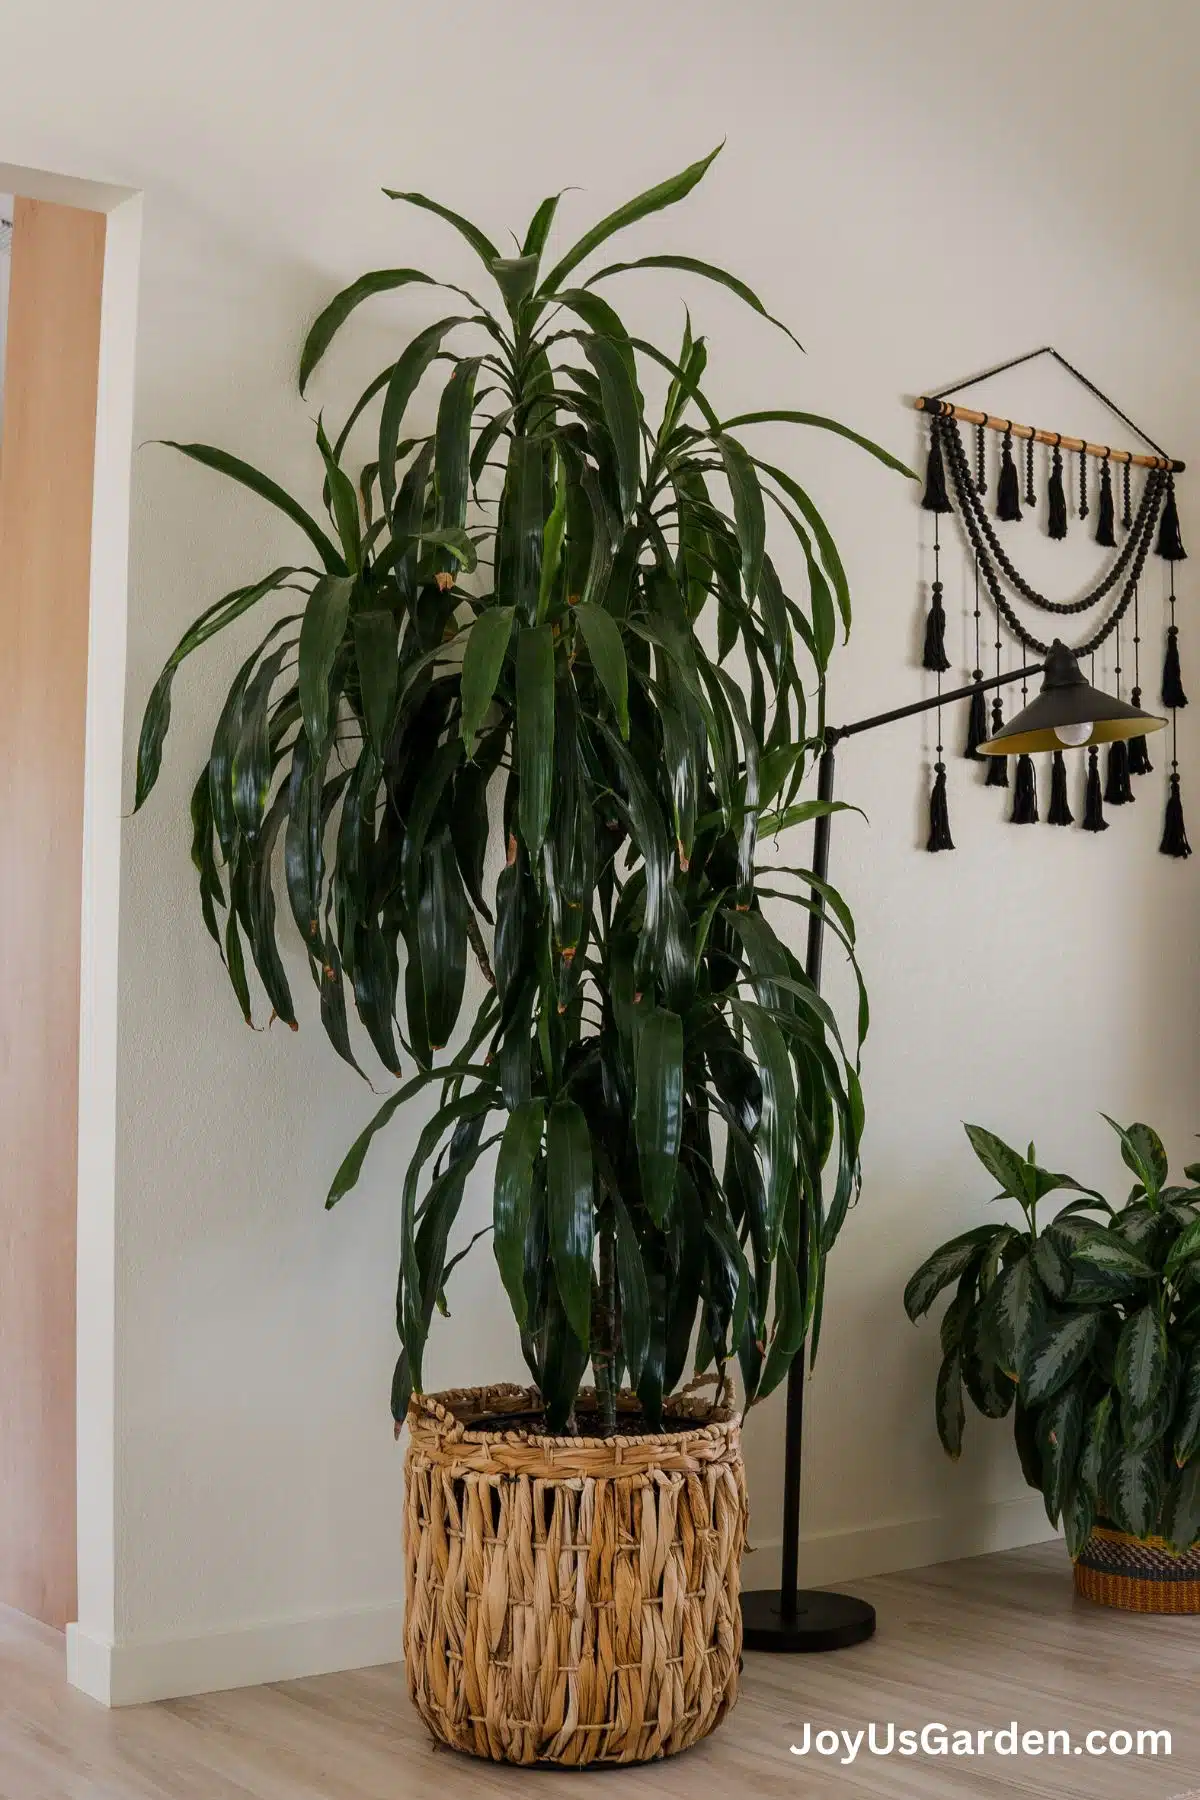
[740,1587,877,1653]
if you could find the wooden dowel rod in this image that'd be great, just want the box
[913,397,1184,473]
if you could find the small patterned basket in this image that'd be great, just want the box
[1074,1523,1200,1613]
[403,1380,748,1766]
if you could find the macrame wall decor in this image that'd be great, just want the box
[915,346,1189,858]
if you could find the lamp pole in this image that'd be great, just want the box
[740,658,1044,1654]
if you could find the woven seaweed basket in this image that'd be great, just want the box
[1074,1522,1200,1614]
[403,1380,748,1766]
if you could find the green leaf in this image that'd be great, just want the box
[1062,1480,1095,1559]
[515,623,555,859]
[1104,1443,1164,1539]
[1072,1228,1155,1281]
[1162,1462,1200,1553]
[353,609,399,753]
[538,144,723,296]
[1115,1304,1168,1415]
[326,1066,491,1206]
[1175,1346,1200,1466]
[963,1124,1034,1206]
[936,1349,965,1459]
[522,192,563,260]
[716,409,918,480]
[716,434,765,609]
[1079,1392,1115,1501]
[493,1100,543,1329]
[536,452,568,623]
[635,1009,684,1226]
[904,1227,997,1321]
[460,606,515,749]
[415,827,468,1050]
[1103,1115,1169,1201]
[613,1193,650,1387]
[1036,1381,1084,1520]
[546,1098,594,1347]
[572,603,628,737]
[299,267,439,394]
[490,254,540,316]
[298,574,355,755]
[158,442,345,572]
[1022,1311,1103,1407]
[585,253,802,351]
[1031,1231,1071,1302]
[733,1000,796,1256]
[382,188,500,267]
[434,355,483,533]
[582,333,642,523]
[378,317,470,517]
[1164,1215,1200,1278]
[983,1253,1041,1376]
[756,461,851,639]
[134,567,303,810]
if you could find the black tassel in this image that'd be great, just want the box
[1082,746,1108,831]
[985,697,1009,787]
[921,425,953,513]
[1127,689,1153,775]
[1011,752,1038,823]
[1095,459,1116,547]
[1047,750,1073,825]
[1163,625,1188,708]
[964,677,988,759]
[996,431,1022,522]
[1160,772,1192,858]
[1156,474,1187,561]
[927,761,954,852]
[922,581,951,673]
[1104,737,1133,805]
[1047,447,1068,539]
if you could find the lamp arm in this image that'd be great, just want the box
[827,660,1045,746]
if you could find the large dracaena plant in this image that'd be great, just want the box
[136,146,912,1431]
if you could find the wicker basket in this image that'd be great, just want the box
[402,1380,748,1766]
[1074,1523,1200,1613]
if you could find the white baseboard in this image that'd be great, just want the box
[64,1496,1056,1708]
[741,1492,1060,1594]
[66,1602,404,1707]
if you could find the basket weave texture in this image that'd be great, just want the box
[1074,1523,1200,1613]
[403,1381,748,1766]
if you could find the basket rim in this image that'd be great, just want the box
[408,1378,738,1451]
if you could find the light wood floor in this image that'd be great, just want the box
[2,1542,1197,1798]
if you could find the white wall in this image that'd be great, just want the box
[1,0,1196,1701]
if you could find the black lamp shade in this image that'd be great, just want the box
[978,639,1167,756]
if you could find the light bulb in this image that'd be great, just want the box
[1053,720,1092,748]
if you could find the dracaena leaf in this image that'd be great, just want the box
[635,1009,684,1226]
[584,253,803,351]
[158,441,345,572]
[298,574,355,755]
[493,1101,544,1329]
[546,1098,594,1347]
[298,268,439,395]
[538,144,723,295]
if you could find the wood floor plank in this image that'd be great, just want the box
[3,1544,1197,1798]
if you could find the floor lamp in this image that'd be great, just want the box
[740,639,1167,1652]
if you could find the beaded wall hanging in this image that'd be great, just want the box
[914,347,1188,857]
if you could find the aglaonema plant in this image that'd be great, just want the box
[907,1118,1200,1553]
[136,145,912,1431]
